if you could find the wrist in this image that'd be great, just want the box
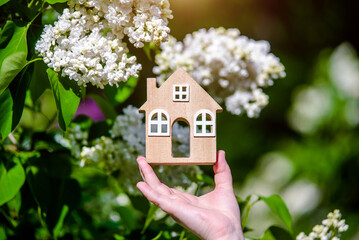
[207,225,244,240]
[217,229,244,240]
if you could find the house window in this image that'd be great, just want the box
[148,109,170,136]
[194,110,215,137]
[173,84,189,101]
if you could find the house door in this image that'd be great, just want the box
[172,120,190,158]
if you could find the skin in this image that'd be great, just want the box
[136,150,245,240]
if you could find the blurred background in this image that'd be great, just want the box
[125,0,359,237]
[4,0,359,238]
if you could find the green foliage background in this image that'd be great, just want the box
[0,0,358,239]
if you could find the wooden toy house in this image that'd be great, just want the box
[139,68,222,165]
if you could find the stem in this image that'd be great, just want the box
[28,0,36,8]
[27,11,41,30]
[179,230,186,240]
[241,205,251,228]
[242,197,260,229]
[37,206,48,229]
[24,58,42,67]
[81,86,86,101]
[0,208,17,227]
[195,182,203,197]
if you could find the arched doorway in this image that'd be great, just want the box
[172,120,190,158]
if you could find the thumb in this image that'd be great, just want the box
[213,150,233,190]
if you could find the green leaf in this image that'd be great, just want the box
[0,21,15,48]
[0,161,26,206]
[128,195,150,214]
[26,166,50,211]
[29,60,50,103]
[45,0,68,4]
[0,21,28,95]
[260,228,276,240]
[6,191,21,219]
[143,42,159,61]
[143,43,153,61]
[47,68,80,131]
[0,226,6,240]
[6,20,46,131]
[113,234,125,240]
[104,76,138,106]
[196,173,214,185]
[9,63,34,130]
[87,93,117,120]
[0,0,9,7]
[102,28,112,37]
[51,2,68,15]
[118,206,138,230]
[52,205,69,239]
[259,195,293,233]
[262,226,294,240]
[162,231,171,239]
[26,153,81,231]
[0,89,13,140]
[238,195,257,230]
[151,231,163,240]
[47,178,80,230]
[179,230,186,240]
[41,152,72,179]
[142,203,159,233]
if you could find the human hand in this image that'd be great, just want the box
[136,150,245,240]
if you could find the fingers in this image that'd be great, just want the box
[136,181,163,207]
[137,180,205,234]
[213,150,233,190]
[136,158,172,211]
[136,181,185,215]
[170,188,198,202]
[137,156,173,197]
[136,157,198,214]
[137,156,163,187]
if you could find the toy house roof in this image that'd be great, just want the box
[139,68,222,112]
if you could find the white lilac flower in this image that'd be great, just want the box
[110,105,146,154]
[124,0,173,48]
[36,0,172,88]
[329,43,359,99]
[80,134,145,194]
[328,43,359,127]
[296,209,349,240]
[55,124,89,158]
[84,190,128,224]
[287,84,333,134]
[79,105,201,194]
[282,179,321,218]
[153,27,285,117]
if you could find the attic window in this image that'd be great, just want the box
[173,84,189,102]
[194,110,215,137]
[148,109,170,136]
